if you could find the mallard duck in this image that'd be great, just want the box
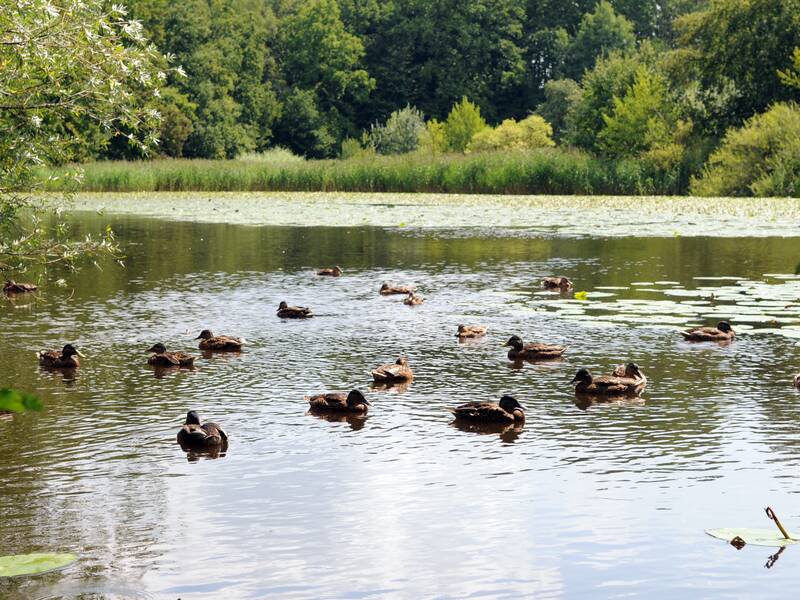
[680,321,735,342]
[195,330,244,351]
[793,373,800,389]
[177,410,227,447]
[380,282,415,295]
[611,362,647,387]
[4,280,37,294]
[456,324,487,339]
[305,389,370,414]
[38,344,84,369]
[448,395,525,424]
[146,343,195,368]
[571,368,644,396]
[503,335,566,361]
[317,266,343,277]
[542,277,573,291]
[277,301,313,319]
[371,356,413,383]
[403,292,424,306]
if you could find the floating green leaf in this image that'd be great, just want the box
[0,553,77,577]
[0,389,43,413]
[574,291,589,301]
[705,528,800,547]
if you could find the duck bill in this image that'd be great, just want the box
[76,350,86,357]
[570,375,579,383]
[146,346,159,353]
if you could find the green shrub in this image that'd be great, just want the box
[443,97,487,152]
[691,102,800,197]
[467,115,555,152]
[418,119,448,155]
[367,105,426,155]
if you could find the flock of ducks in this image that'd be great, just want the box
[6,272,743,451]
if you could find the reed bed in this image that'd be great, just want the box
[42,150,686,196]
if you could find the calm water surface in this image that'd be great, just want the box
[3,206,800,599]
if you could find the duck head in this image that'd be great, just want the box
[717,321,733,333]
[184,410,201,425]
[571,368,593,384]
[503,335,524,350]
[147,342,167,354]
[623,362,643,378]
[195,330,214,340]
[499,395,524,413]
[278,301,288,310]
[333,266,343,275]
[395,356,409,366]
[61,344,85,358]
[347,389,371,407]
[380,283,390,292]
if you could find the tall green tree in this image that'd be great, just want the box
[564,1,636,80]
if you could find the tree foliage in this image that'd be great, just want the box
[443,97,488,152]
[368,106,426,155]
[468,115,555,152]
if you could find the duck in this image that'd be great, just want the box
[317,266,343,277]
[380,283,415,296]
[403,292,424,306]
[195,329,244,351]
[503,335,566,361]
[177,410,227,448]
[146,343,195,368]
[611,362,647,387]
[680,321,735,342]
[448,395,525,424]
[456,324,487,339]
[4,280,37,294]
[371,356,414,383]
[38,344,84,369]
[542,277,573,291]
[277,301,313,319]
[794,373,800,389]
[571,368,644,396]
[305,389,370,414]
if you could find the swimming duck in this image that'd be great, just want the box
[456,324,487,339]
[611,362,647,387]
[503,335,566,361]
[403,292,425,306]
[4,280,37,294]
[571,368,644,396]
[371,356,414,383]
[177,410,227,448]
[38,344,84,369]
[317,266,343,277]
[680,321,734,342]
[542,277,573,291]
[277,301,313,319]
[794,373,800,389]
[380,283,415,295]
[305,390,370,414]
[195,330,244,351]
[146,343,195,368]
[448,395,525,424]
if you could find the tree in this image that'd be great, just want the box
[535,79,582,141]
[367,106,426,155]
[443,97,488,152]
[564,1,636,80]
[467,115,555,152]
[0,0,169,272]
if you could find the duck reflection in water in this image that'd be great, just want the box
[369,380,412,393]
[450,420,524,443]
[180,441,228,462]
[573,395,646,411]
[307,411,368,431]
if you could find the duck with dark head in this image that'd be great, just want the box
[503,335,566,361]
[195,329,244,351]
[177,410,228,448]
[38,344,84,369]
[680,321,735,342]
[146,343,196,368]
[449,395,525,424]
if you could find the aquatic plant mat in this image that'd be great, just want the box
[0,553,77,577]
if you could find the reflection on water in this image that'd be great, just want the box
[3,213,800,598]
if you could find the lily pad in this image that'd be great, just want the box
[0,553,77,577]
[705,529,800,547]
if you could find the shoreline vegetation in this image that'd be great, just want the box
[44,150,689,196]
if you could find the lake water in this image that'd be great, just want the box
[3,194,800,599]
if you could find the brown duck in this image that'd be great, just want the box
[456,324,488,339]
[542,277,573,291]
[571,368,644,396]
[403,292,424,306]
[680,321,735,342]
[277,301,313,319]
[147,343,195,368]
[503,335,566,361]
[611,362,647,388]
[195,330,244,351]
[317,266,343,277]
[177,410,227,448]
[371,356,413,383]
[380,283,415,295]
[4,280,37,294]
[306,389,370,414]
[38,344,84,369]
[449,395,525,424]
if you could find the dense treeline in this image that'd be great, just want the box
[64,0,800,195]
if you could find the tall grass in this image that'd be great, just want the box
[42,149,686,195]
